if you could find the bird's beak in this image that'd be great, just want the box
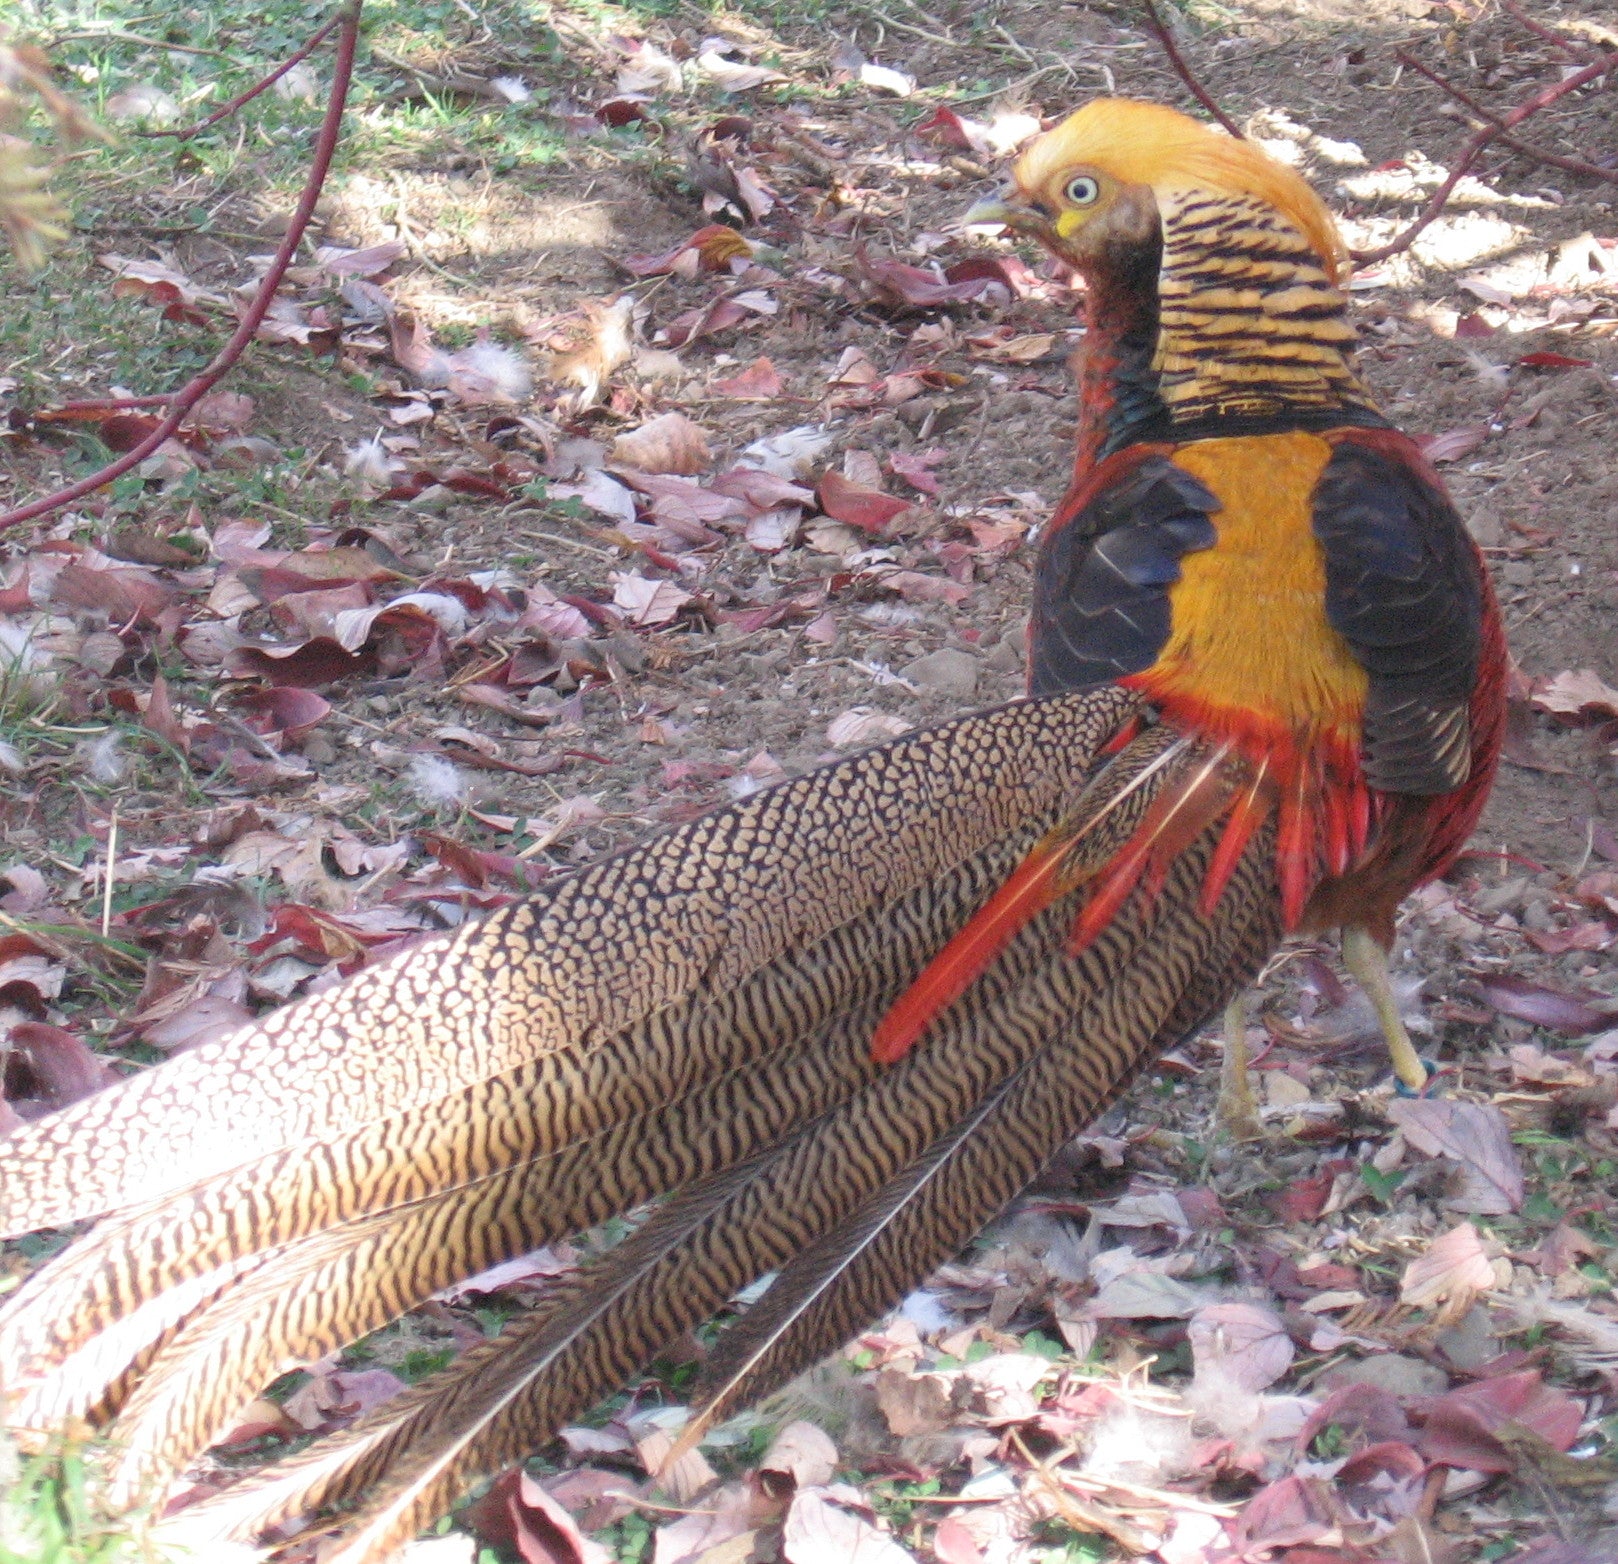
[963,184,1054,243]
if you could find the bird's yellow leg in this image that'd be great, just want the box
[1216,992,1264,1140]
[1342,925,1429,1093]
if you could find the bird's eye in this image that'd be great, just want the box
[1064,175,1100,206]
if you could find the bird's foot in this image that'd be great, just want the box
[1392,1058,1441,1098]
[1213,1090,1267,1143]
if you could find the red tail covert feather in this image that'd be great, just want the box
[868,834,1072,1066]
[1067,744,1235,954]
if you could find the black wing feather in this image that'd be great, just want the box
[1029,456,1219,695]
[1311,440,1483,795]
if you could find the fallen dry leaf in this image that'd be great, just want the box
[611,411,713,475]
[1188,1302,1294,1395]
[761,1419,839,1489]
[1400,1221,1498,1308]
[611,572,694,628]
[782,1487,916,1564]
[1386,1098,1525,1213]
[826,708,909,747]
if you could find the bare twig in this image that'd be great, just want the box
[1138,0,1242,138]
[49,29,234,61]
[1502,1,1588,60]
[0,2,363,536]
[1350,45,1618,265]
[135,12,344,141]
[1394,49,1618,186]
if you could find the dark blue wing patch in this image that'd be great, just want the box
[1312,441,1483,795]
[1029,456,1219,695]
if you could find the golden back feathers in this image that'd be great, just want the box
[1013,99,1346,282]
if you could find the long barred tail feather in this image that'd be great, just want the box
[0,688,1285,1562]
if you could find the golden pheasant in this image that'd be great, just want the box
[0,100,1503,1560]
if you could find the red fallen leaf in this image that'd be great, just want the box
[818,469,910,532]
[2,1021,117,1116]
[942,255,1023,299]
[1418,1370,1582,1473]
[662,296,750,348]
[931,1517,986,1564]
[142,994,255,1054]
[1335,1437,1426,1495]
[1297,1261,1361,1290]
[141,671,190,755]
[1454,312,1496,339]
[883,569,969,607]
[228,636,374,688]
[1388,1105,1524,1215]
[215,1397,301,1447]
[1175,1185,1224,1229]
[52,560,175,623]
[1525,921,1615,955]
[100,412,171,452]
[951,251,1045,298]
[1517,350,1594,369]
[914,105,979,150]
[392,466,513,502]
[1297,1383,1413,1454]
[248,905,368,964]
[458,682,571,728]
[419,833,542,891]
[1589,817,1618,862]
[1230,1474,1334,1551]
[713,602,792,633]
[465,1469,612,1564]
[1532,667,1618,721]
[1273,1168,1335,1222]
[712,356,784,398]
[235,686,332,740]
[1418,424,1490,464]
[1473,974,1613,1034]
[558,593,617,629]
[1575,870,1618,914]
[283,1365,409,1432]
[888,448,945,495]
[856,248,1001,309]
[622,223,752,277]
[709,466,814,509]
[596,95,651,126]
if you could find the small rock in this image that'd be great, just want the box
[1322,1353,1449,1400]
[1472,875,1528,917]
[1466,506,1503,549]
[1500,560,1534,589]
[1435,1305,1498,1373]
[984,637,1023,675]
[902,647,979,698]
[603,632,646,675]
[301,733,338,766]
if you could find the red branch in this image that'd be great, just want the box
[1138,0,1243,139]
[1394,49,1618,186]
[0,2,362,535]
[1502,0,1589,60]
[135,12,344,141]
[1350,45,1618,266]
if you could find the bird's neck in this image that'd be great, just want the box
[1074,189,1385,460]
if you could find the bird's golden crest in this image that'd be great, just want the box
[1011,99,1345,281]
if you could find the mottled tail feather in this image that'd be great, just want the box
[0,693,1140,1240]
[160,736,1274,1557]
[0,688,1294,1563]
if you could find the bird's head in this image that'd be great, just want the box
[968,99,1345,282]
